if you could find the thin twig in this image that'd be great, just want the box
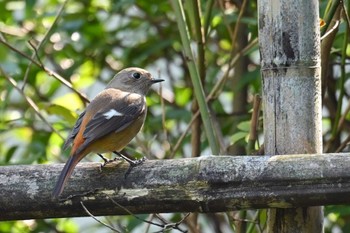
[159,70,171,153]
[247,95,262,154]
[246,210,263,233]
[143,214,156,233]
[230,0,248,52]
[321,0,341,36]
[27,40,44,69]
[0,38,89,103]
[203,0,214,38]
[320,20,340,40]
[337,98,350,134]
[325,9,349,152]
[170,110,200,158]
[109,195,188,232]
[217,0,234,42]
[108,196,165,228]
[153,213,189,233]
[22,0,70,89]
[0,66,64,140]
[80,201,121,233]
[230,213,260,225]
[335,133,350,152]
[335,97,350,152]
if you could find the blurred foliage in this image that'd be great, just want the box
[0,0,349,232]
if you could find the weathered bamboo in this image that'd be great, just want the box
[1,154,350,221]
[258,0,323,232]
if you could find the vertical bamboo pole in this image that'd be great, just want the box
[258,0,323,232]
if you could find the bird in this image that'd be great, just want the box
[52,67,164,198]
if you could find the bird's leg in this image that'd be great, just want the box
[98,153,122,168]
[112,151,146,167]
[113,151,146,178]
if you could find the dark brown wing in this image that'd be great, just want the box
[76,93,145,154]
[63,111,86,150]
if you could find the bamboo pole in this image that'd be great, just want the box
[258,0,323,232]
[1,154,350,221]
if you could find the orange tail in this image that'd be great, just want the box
[52,155,82,199]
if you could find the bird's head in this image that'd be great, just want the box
[106,67,164,95]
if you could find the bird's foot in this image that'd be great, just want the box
[112,151,147,178]
[128,156,147,167]
[124,158,146,178]
[98,153,122,169]
[112,151,147,167]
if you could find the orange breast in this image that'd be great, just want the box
[87,113,146,153]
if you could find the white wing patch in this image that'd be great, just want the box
[103,109,123,119]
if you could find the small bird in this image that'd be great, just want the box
[52,67,164,198]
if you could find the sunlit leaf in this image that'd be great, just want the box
[231,131,247,144]
[45,103,78,124]
[52,93,84,112]
[237,120,251,132]
[175,87,192,106]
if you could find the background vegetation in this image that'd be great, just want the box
[0,0,349,232]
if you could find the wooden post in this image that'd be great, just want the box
[258,0,323,232]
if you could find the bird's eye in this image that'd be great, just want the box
[132,72,141,79]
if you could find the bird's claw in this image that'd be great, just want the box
[98,153,123,171]
[129,156,147,167]
[112,151,146,167]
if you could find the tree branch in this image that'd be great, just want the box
[1,154,350,221]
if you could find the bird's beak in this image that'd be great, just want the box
[151,79,164,84]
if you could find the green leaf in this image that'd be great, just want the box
[231,131,247,144]
[175,87,192,106]
[5,146,17,163]
[45,104,78,124]
[237,120,251,132]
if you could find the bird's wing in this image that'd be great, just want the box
[63,111,86,150]
[82,92,145,146]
